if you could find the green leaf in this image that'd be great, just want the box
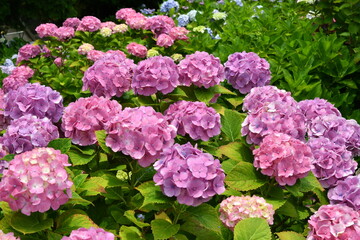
[213,85,237,95]
[1,154,15,161]
[78,177,108,196]
[47,231,63,240]
[194,87,216,103]
[47,138,72,153]
[276,231,306,240]
[225,162,267,191]
[55,209,98,234]
[234,218,271,240]
[286,172,324,197]
[119,226,143,240]
[66,192,93,206]
[67,148,96,166]
[95,130,112,154]
[151,219,180,240]
[265,198,287,210]
[10,212,53,234]
[226,97,244,108]
[135,181,171,210]
[216,141,253,163]
[124,210,150,228]
[221,109,245,141]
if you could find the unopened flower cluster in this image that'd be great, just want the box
[219,195,274,231]
[253,133,313,186]
[165,101,221,141]
[307,204,360,240]
[153,143,225,206]
[62,96,122,146]
[1,115,59,154]
[224,51,271,94]
[0,148,73,216]
[61,227,115,240]
[105,106,176,167]
[328,175,360,211]
[2,65,34,93]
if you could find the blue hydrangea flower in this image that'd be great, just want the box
[160,0,180,13]
[205,28,221,40]
[140,8,155,15]
[232,0,244,6]
[177,14,190,27]
[187,10,198,21]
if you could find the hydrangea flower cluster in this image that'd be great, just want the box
[115,8,137,21]
[156,33,174,47]
[2,65,34,93]
[328,175,360,211]
[0,88,10,131]
[178,51,225,88]
[0,230,20,240]
[54,26,75,41]
[219,195,274,231]
[126,42,148,58]
[16,44,41,64]
[1,115,59,154]
[153,142,225,206]
[77,16,101,32]
[160,0,180,12]
[105,106,176,167]
[61,227,115,240]
[0,160,9,175]
[82,52,136,98]
[0,148,73,216]
[177,15,190,27]
[307,204,360,240]
[4,83,64,123]
[62,17,81,29]
[35,23,58,38]
[145,15,175,38]
[165,100,221,141]
[307,137,357,188]
[253,133,313,186]
[0,58,16,75]
[132,56,179,96]
[62,96,122,146]
[224,52,271,94]
[298,98,341,124]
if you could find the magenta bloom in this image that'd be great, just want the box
[54,26,75,41]
[307,204,360,240]
[115,8,137,21]
[165,100,221,141]
[219,195,274,231]
[145,15,175,37]
[253,133,313,186]
[224,51,271,94]
[169,27,189,40]
[86,50,106,61]
[132,56,179,96]
[307,137,357,188]
[0,148,73,216]
[1,115,59,154]
[126,42,147,58]
[106,106,176,167]
[328,175,360,211]
[4,83,64,123]
[16,44,41,64]
[0,230,20,240]
[62,17,81,29]
[35,23,58,38]
[12,65,35,79]
[156,34,174,48]
[77,16,101,32]
[82,52,136,98]
[153,142,225,206]
[178,51,225,88]
[62,96,122,146]
[0,89,9,131]
[125,12,147,29]
[61,227,115,240]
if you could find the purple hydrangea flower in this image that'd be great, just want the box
[61,227,115,240]
[253,133,313,186]
[62,96,122,146]
[1,115,59,154]
[0,89,10,131]
[178,51,225,88]
[132,56,179,96]
[0,148,73,216]
[76,16,101,32]
[153,142,225,206]
[298,98,341,124]
[219,195,274,231]
[224,51,271,94]
[328,175,360,211]
[307,137,357,188]
[307,204,360,240]
[82,52,136,98]
[165,100,221,141]
[16,44,42,64]
[4,83,64,123]
[105,106,176,167]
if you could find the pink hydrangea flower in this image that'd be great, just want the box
[78,43,95,55]
[115,8,137,21]
[62,96,122,146]
[35,23,58,38]
[307,204,360,240]
[61,227,115,240]
[82,52,136,98]
[328,175,360,211]
[165,100,221,141]
[41,45,52,57]
[253,133,313,186]
[169,27,189,40]
[132,56,179,96]
[156,34,174,48]
[0,230,20,240]
[145,15,175,37]
[178,51,225,88]
[125,12,147,29]
[0,148,73,216]
[126,42,147,58]
[307,137,357,188]
[219,195,274,231]
[86,50,106,61]
[63,17,81,29]
[16,44,41,64]
[2,65,34,93]
[54,26,75,41]
[101,21,116,29]
[224,51,271,94]
[54,57,64,67]
[11,65,34,79]
[106,106,176,167]
[77,16,101,32]
[153,142,225,206]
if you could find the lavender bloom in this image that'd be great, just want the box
[328,175,360,211]
[160,0,180,12]
[0,89,10,131]
[140,8,155,15]
[153,142,225,206]
[298,98,341,125]
[177,15,190,27]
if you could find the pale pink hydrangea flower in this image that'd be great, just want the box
[156,34,174,48]
[253,133,313,186]
[0,230,20,240]
[61,227,115,240]
[35,23,58,38]
[62,96,122,146]
[101,21,116,29]
[16,44,41,64]
[307,204,360,240]
[145,15,175,37]
[112,24,128,33]
[62,17,81,29]
[105,106,177,167]
[77,16,101,32]
[125,12,148,29]
[219,195,274,231]
[165,100,221,141]
[178,51,225,88]
[132,56,179,96]
[115,8,137,21]
[169,26,190,40]
[0,148,73,216]
[153,142,225,206]
[78,43,94,55]
[126,42,147,58]
[54,26,75,41]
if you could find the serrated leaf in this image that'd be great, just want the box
[194,87,216,103]
[276,231,306,240]
[95,130,112,154]
[78,177,108,196]
[119,226,143,240]
[216,141,253,163]
[55,209,98,234]
[151,219,180,240]
[124,210,150,228]
[66,192,93,206]
[47,231,63,240]
[226,97,244,108]
[10,212,53,234]
[213,85,237,95]
[135,181,171,209]
[47,138,72,153]
[221,109,245,141]
[226,162,266,191]
[234,218,271,240]
[1,154,15,161]
[265,198,286,210]
[286,172,324,197]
